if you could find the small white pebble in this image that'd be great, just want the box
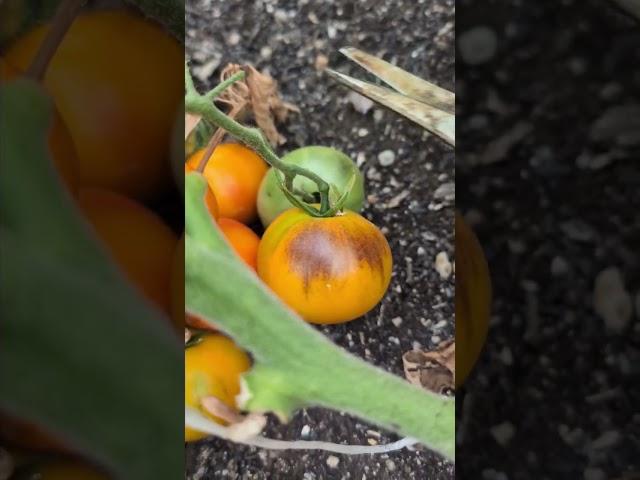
[435,251,453,279]
[584,467,606,480]
[314,54,329,72]
[227,31,241,46]
[300,425,311,437]
[373,109,384,123]
[388,336,400,345]
[260,46,273,59]
[358,128,369,137]
[499,346,513,366]
[490,422,516,447]
[594,268,632,333]
[391,317,403,327]
[550,256,570,276]
[385,459,396,471]
[347,91,375,114]
[431,335,441,344]
[458,26,498,65]
[590,430,621,450]
[326,455,340,468]
[378,150,396,167]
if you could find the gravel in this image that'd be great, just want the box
[186,0,455,478]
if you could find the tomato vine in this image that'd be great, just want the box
[184,62,356,217]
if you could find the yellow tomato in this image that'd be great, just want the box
[77,188,177,317]
[455,211,492,388]
[185,334,251,442]
[5,11,183,200]
[258,208,392,324]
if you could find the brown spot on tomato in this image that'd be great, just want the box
[285,218,390,293]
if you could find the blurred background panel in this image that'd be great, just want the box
[0,1,184,478]
[456,0,639,478]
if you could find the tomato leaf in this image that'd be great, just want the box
[0,80,182,478]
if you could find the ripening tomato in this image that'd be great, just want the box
[258,208,392,324]
[186,144,267,224]
[4,11,183,200]
[257,146,365,227]
[77,188,177,317]
[217,218,260,271]
[32,461,109,479]
[185,334,251,442]
[455,211,491,388]
[0,57,78,194]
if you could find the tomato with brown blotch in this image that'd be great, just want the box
[186,144,268,224]
[0,57,78,195]
[217,218,260,271]
[4,11,183,200]
[455,210,492,388]
[185,334,251,442]
[77,188,177,318]
[258,208,392,324]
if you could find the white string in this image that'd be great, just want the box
[185,408,418,455]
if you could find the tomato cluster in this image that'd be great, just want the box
[182,132,393,437]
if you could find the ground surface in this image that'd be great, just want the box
[456,1,639,479]
[186,0,455,478]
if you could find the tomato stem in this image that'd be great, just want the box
[185,62,335,216]
[27,0,87,81]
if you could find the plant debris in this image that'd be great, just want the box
[216,63,299,147]
[403,339,455,396]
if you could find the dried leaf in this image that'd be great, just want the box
[216,63,298,147]
[201,396,245,425]
[403,339,455,396]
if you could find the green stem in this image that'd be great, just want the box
[185,174,454,460]
[184,63,334,216]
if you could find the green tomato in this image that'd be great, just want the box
[257,146,365,227]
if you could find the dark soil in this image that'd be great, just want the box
[456,1,640,479]
[186,0,455,478]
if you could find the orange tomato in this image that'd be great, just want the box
[455,211,491,387]
[186,144,267,224]
[77,188,177,317]
[33,461,109,479]
[185,334,251,442]
[185,167,219,220]
[4,11,183,200]
[258,208,392,324]
[0,57,78,194]
[217,218,260,270]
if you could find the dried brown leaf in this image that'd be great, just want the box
[215,63,298,147]
[403,339,455,396]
